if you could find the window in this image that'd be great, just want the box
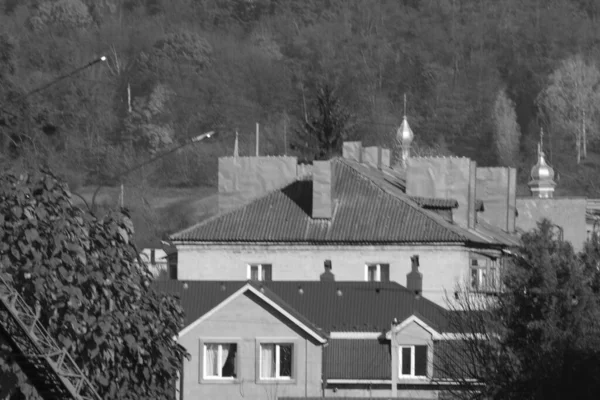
[365,264,390,282]
[260,343,293,379]
[203,343,237,379]
[399,345,428,378]
[247,264,272,281]
[470,257,498,292]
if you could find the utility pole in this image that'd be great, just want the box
[256,123,260,156]
[283,113,288,156]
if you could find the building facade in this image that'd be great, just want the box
[154,279,472,400]
[170,137,519,308]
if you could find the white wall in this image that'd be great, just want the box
[176,244,472,308]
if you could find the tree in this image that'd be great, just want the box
[437,219,600,400]
[537,55,600,164]
[292,84,355,160]
[0,169,188,399]
[492,88,521,166]
[29,0,93,31]
[123,83,174,154]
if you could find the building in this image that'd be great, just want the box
[514,138,588,251]
[154,268,473,400]
[139,242,178,280]
[170,119,519,308]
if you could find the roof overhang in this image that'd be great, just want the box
[171,241,468,248]
[173,283,328,344]
[329,332,382,339]
[385,315,441,340]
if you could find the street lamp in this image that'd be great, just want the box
[89,130,217,213]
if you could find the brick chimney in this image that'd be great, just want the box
[312,160,333,219]
[406,255,422,294]
[320,260,335,281]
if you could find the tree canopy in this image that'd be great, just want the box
[0,169,188,399]
[1,0,600,194]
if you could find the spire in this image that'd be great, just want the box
[528,127,556,198]
[396,93,414,168]
[233,130,239,158]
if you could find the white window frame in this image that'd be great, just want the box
[365,264,381,282]
[259,343,293,380]
[203,343,237,380]
[470,257,499,292]
[398,345,427,379]
[247,264,267,281]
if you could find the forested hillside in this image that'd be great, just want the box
[2,0,600,207]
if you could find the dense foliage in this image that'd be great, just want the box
[0,170,188,399]
[440,220,600,400]
[1,0,600,196]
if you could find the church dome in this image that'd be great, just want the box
[528,148,556,198]
[530,151,555,181]
[396,116,414,144]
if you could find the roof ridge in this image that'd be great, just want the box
[170,179,299,240]
[336,158,470,242]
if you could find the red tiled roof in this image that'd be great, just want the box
[153,280,452,333]
[171,159,480,244]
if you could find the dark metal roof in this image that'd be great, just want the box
[326,339,391,379]
[324,339,469,382]
[171,159,481,244]
[409,196,459,209]
[153,280,452,333]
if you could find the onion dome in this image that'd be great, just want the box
[528,146,556,198]
[396,116,414,145]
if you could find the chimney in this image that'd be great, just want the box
[381,149,391,169]
[362,146,381,169]
[342,141,362,162]
[361,146,392,170]
[320,260,335,281]
[406,255,422,294]
[312,160,333,219]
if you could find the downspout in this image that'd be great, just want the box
[391,322,398,397]
[305,337,308,397]
[179,359,184,400]
[322,341,328,397]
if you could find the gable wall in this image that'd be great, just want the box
[179,292,323,400]
[176,244,472,309]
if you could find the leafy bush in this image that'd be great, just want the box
[0,170,188,399]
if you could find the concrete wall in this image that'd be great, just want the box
[176,244,472,308]
[476,167,517,232]
[406,158,477,229]
[323,387,439,398]
[179,291,323,400]
[516,198,587,252]
[218,156,298,215]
